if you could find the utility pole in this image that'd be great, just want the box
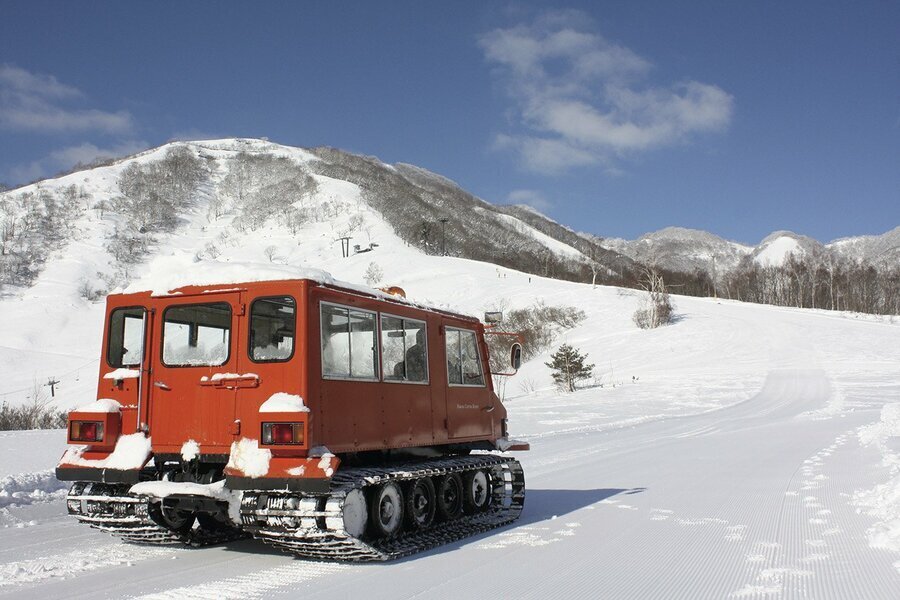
[439,218,449,256]
[46,377,60,398]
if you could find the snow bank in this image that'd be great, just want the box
[0,470,69,508]
[853,403,900,555]
[259,392,309,413]
[225,438,271,478]
[74,398,122,414]
[59,432,151,470]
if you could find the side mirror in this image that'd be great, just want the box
[484,311,503,324]
[510,343,522,370]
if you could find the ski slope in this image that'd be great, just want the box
[1,274,899,599]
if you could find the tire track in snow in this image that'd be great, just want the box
[729,429,900,598]
[0,543,175,589]
[132,562,346,600]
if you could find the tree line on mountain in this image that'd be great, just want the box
[308,147,640,289]
[655,255,899,316]
[0,184,88,290]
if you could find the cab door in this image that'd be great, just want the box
[444,326,493,439]
[147,293,242,454]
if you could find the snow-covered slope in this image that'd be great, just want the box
[751,230,824,267]
[1,273,899,597]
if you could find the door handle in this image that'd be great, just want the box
[154,381,171,390]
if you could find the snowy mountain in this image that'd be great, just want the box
[601,226,752,275]
[602,226,900,274]
[827,225,900,266]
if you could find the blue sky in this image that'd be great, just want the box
[1,1,897,244]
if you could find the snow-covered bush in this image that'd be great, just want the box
[364,262,383,286]
[633,268,674,329]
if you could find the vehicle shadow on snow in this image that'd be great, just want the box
[392,487,642,563]
[516,487,642,527]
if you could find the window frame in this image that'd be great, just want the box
[319,301,380,382]
[106,306,146,369]
[379,312,429,385]
[247,295,297,364]
[160,301,233,368]
[445,326,486,388]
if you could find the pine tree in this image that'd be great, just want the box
[545,344,595,392]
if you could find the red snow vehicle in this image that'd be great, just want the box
[56,276,527,560]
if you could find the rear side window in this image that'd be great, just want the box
[249,296,296,362]
[321,303,378,380]
[163,303,232,367]
[381,315,428,383]
[107,307,145,368]
[446,328,485,386]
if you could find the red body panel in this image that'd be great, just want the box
[72,278,511,481]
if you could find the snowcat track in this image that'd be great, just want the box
[240,455,525,561]
[66,482,245,547]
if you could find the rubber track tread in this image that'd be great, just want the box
[241,455,525,561]
[66,482,245,547]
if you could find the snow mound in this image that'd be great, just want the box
[75,398,122,413]
[225,438,271,478]
[259,393,309,413]
[0,470,69,508]
[854,403,900,554]
[59,432,151,470]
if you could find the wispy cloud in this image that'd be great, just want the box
[7,140,147,183]
[479,10,733,174]
[0,64,134,134]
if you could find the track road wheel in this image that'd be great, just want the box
[436,473,464,521]
[463,469,491,514]
[405,477,436,531]
[369,482,404,538]
[148,501,195,535]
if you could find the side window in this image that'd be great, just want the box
[381,315,428,383]
[321,303,378,380]
[107,307,145,368]
[162,303,231,367]
[249,296,296,362]
[446,328,485,386]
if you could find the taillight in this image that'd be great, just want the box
[261,422,304,445]
[70,420,104,442]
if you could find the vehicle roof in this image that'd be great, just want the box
[112,277,481,325]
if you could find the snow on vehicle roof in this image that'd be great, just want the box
[119,256,478,322]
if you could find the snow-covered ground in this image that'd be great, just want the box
[1,140,898,597]
[1,282,899,598]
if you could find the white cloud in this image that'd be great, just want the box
[506,189,553,212]
[0,64,134,134]
[479,11,733,173]
[7,140,147,183]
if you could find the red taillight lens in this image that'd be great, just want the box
[272,424,293,444]
[261,422,304,445]
[70,420,104,442]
